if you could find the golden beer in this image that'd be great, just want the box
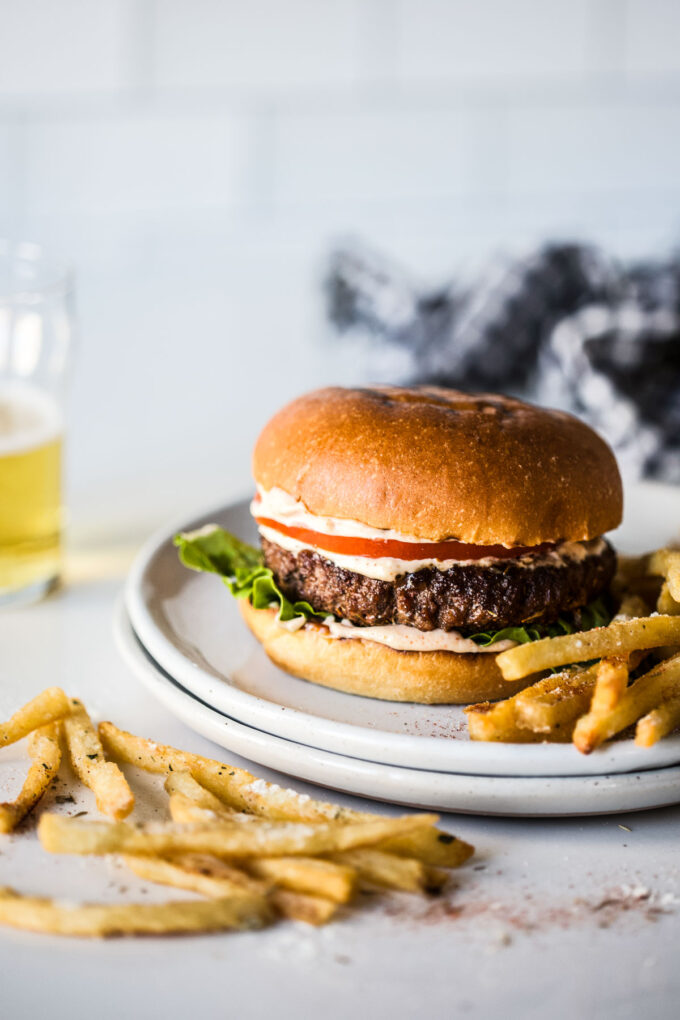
[0,384,62,597]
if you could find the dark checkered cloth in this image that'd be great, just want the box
[325,243,680,481]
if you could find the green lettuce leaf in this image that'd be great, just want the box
[174,526,326,624]
[175,526,612,643]
[469,597,612,647]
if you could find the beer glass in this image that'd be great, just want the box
[0,241,76,606]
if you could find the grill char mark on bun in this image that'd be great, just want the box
[261,537,616,633]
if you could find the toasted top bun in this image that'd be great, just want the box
[253,385,623,546]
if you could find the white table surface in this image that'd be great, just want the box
[1,507,679,1020]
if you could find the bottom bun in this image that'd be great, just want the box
[239,601,528,705]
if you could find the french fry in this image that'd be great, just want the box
[166,777,356,903]
[657,582,680,616]
[39,812,439,859]
[270,888,338,926]
[331,848,447,895]
[0,688,70,748]
[0,886,270,936]
[125,853,340,926]
[368,830,472,868]
[589,657,630,715]
[63,700,134,820]
[101,722,473,868]
[497,616,680,681]
[165,771,237,814]
[169,853,269,893]
[465,670,594,741]
[513,665,599,736]
[121,853,268,899]
[0,724,62,834]
[169,791,260,832]
[244,857,356,904]
[648,549,680,601]
[465,697,548,743]
[613,593,649,620]
[167,787,356,903]
[635,695,680,748]
[573,651,680,753]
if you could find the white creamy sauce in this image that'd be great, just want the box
[256,524,476,581]
[319,617,515,654]
[255,504,605,582]
[253,485,421,543]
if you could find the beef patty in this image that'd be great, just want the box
[262,537,616,633]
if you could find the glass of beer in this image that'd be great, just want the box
[0,241,76,606]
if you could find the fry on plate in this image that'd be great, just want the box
[0,688,71,749]
[635,694,680,748]
[613,592,651,620]
[512,665,600,737]
[100,722,473,868]
[588,657,630,715]
[38,812,439,859]
[464,696,547,743]
[496,616,680,681]
[573,650,680,753]
[657,582,680,616]
[0,885,271,936]
[647,549,680,602]
[465,668,597,742]
[0,724,62,834]
[63,700,134,820]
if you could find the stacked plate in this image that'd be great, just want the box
[118,485,680,817]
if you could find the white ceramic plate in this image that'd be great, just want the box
[115,604,680,816]
[125,481,680,779]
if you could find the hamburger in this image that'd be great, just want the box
[176,385,623,704]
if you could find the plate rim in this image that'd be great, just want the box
[124,485,680,779]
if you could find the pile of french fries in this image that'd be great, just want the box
[466,547,680,751]
[0,689,473,937]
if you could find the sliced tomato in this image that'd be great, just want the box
[254,515,554,562]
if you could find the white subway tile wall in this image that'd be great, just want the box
[18,112,258,215]
[0,0,677,509]
[0,0,676,249]
[153,0,364,90]
[396,0,594,81]
[1,0,678,250]
[625,0,680,75]
[0,0,130,96]
[505,103,680,195]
